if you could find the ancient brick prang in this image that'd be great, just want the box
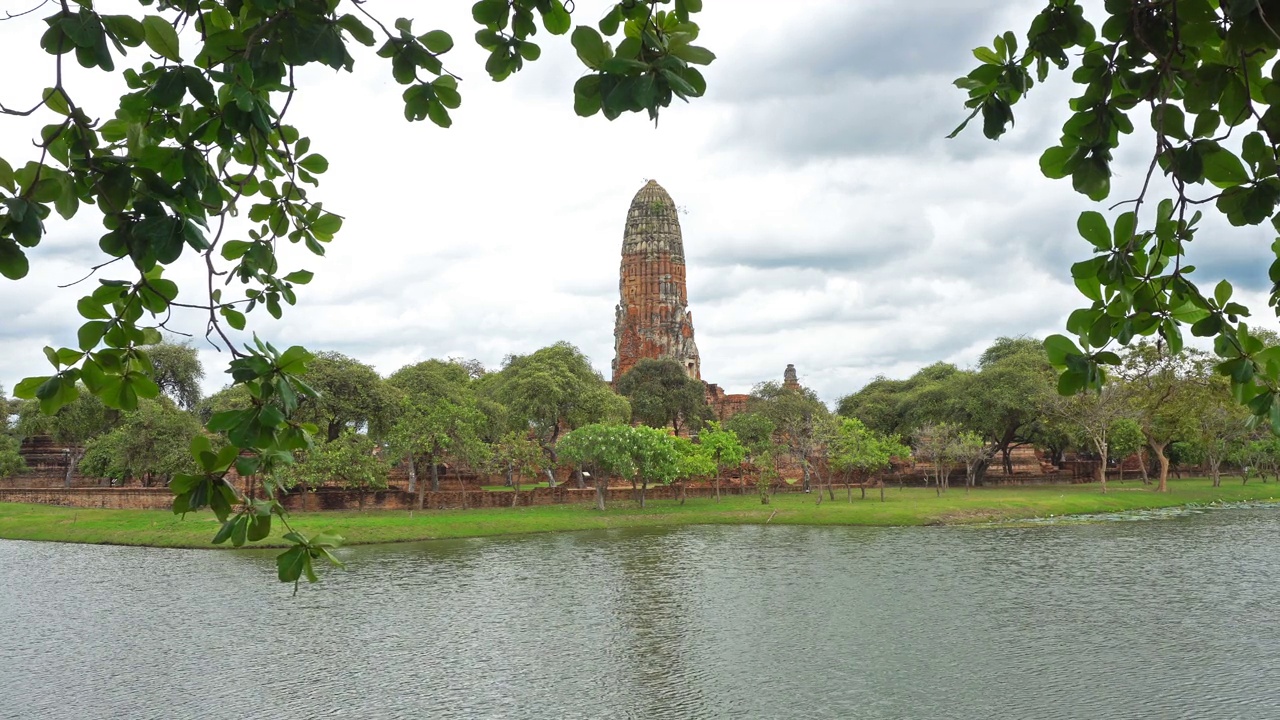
[612,180,701,383]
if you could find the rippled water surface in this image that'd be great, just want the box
[4,509,1280,719]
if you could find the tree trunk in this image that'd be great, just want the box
[1098,448,1108,495]
[639,481,647,508]
[575,465,585,489]
[407,454,417,494]
[1152,441,1170,492]
[714,472,721,502]
[879,478,885,502]
[545,467,556,488]
[595,480,606,511]
[679,482,686,506]
[358,488,366,511]
[801,461,811,492]
[1002,445,1013,475]
[1210,459,1221,487]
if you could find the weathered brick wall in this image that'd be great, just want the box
[0,481,795,512]
[0,487,175,509]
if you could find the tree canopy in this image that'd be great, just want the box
[615,357,710,436]
[955,1,1280,429]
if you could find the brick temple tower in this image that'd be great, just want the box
[611,180,701,383]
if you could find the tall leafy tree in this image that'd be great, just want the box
[1119,341,1208,492]
[557,422,634,511]
[837,362,967,437]
[1044,383,1132,493]
[955,337,1056,476]
[144,342,205,410]
[750,380,829,492]
[697,421,746,501]
[387,395,488,509]
[827,417,905,502]
[489,342,628,482]
[615,358,710,436]
[294,351,394,442]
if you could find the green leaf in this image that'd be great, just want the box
[298,154,328,174]
[669,43,715,65]
[1076,211,1110,250]
[972,46,1001,65]
[420,30,453,53]
[0,239,29,280]
[141,15,180,62]
[277,545,309,583]
[1044,334,1082,367]
[77,321,108,352]
[571,26,609,69]
[1202,148,1250,188]
[283,270,313,285]
[1215,279,1233,305]
[543,2,571,34]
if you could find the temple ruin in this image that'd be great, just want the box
[610,180,750,420]
[611,179,701,382]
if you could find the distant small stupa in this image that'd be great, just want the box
[783,363,800,390]
[611,180,701,383]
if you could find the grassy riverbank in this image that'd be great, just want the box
[0,478,1276,549]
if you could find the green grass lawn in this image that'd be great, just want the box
[0,477,1275,549]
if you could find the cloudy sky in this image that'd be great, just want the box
[2,0,1277,405]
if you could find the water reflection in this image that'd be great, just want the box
[3,510,1280,719]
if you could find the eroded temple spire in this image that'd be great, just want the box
[611,180,701,383]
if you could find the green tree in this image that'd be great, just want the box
[79,397,203,486]
[1044,383,1132,493]
[3,0,712,584]
[723,411,775,458]
[294,352,394,442]
[1119,341,1207,492]
[615,357,710,435]
[286,430,389,510]
[387,394,488,509]
[697,421,746,501]
[558,422,636,511]
[629,425,681,508]
[1108,418,1146,486]
[957,3,1280,428]
[950,430,990,493]
[1183,376,1251,487]
[488,342,628,484]
[956,337,1056,477]
[837,362,968,438]
[489,430,546,500]
[0,434,25,479]
[749,380,829,492]
[914,422,960,496]
[671,434,714,505]
[144,341,205,410]
[826,416,906,502]
[387,358,480,493]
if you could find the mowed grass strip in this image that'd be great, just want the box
[0,478,1276,549]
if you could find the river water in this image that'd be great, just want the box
[3,508,1280,719]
